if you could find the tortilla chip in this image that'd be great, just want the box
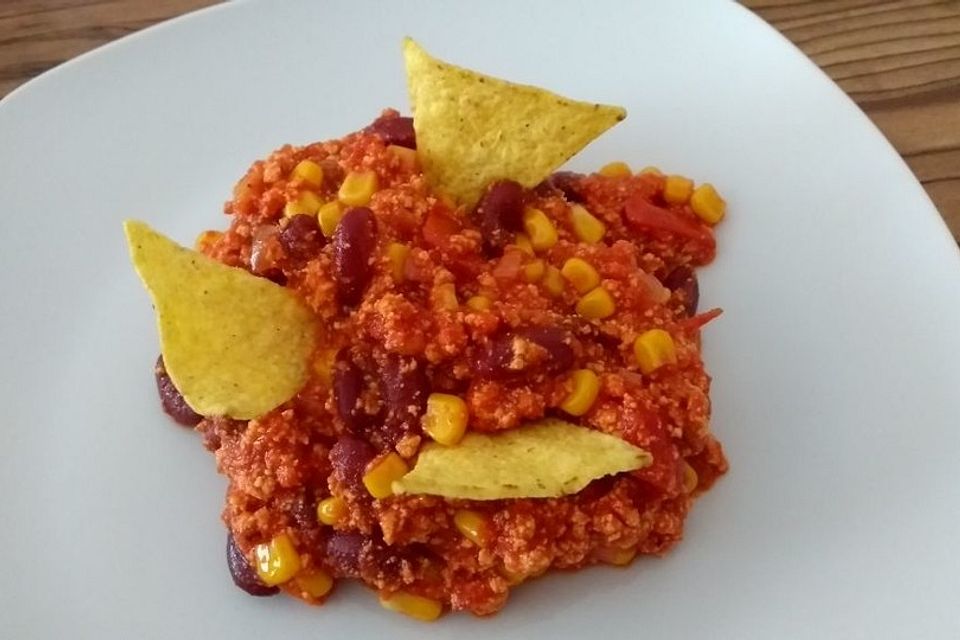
[393,418,651,500]
[403,38,627,205]
[124,220,316,419]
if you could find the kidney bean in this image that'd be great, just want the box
[474,327,575,379]
[364,115,416,149]
[474,180,524,250]
[325,532,368,577]
[379,354,428,437]
[333,350,367,433]
[546,171,585,202]
[226,534,278,596]
[279,214,324,263]
[154,356,201,426]
[662,266,699,316]
[329,436,377,491]
[333,207,378,306]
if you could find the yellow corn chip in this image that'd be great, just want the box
[124,220,316,419]
[403,38,627,205]
[393,418,650,500]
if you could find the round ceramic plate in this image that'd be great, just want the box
[1,1,958,638]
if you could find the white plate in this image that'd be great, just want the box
[2,1,959,638]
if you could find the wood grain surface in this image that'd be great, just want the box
[2,0,958,241]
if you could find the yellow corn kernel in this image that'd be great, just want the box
[423,393,468,446]
[560,369,601,417]
[569,204,606,243]
[522,208,558,251]
[690,183,726,225]
[317,201,344,237]
[466,295,492,311]
[663,175,694,205]
[453,509,491,547]
[296,570,334,598]
[432,283,459,311]
[561,257,601,294]
[633,329,677,374]
[284,190,323,218]
[682,461,699,494]
[338,170,378,206]
[523,259,546,283]
[596,546,637,566]
[639,166,663,176]
[362,452,409,499]
[316,496,347,526]
[292,159,324,187]
[542,265,564,298]
[599,161,631,178]
[387,145,419,172]
[576,286,615,319]
[194,230,222,253]
[385,242,410,281]
[379,591,443,622]
[254,533,302,586]
[513,233,535,256]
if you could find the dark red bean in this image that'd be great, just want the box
[364,115,416,149]
[329,436,377,491]
[546,171,586,202]
[279,214,324,263]
[474,180,524,251]
[379,354,428,440]
[333,350,367,433]
[662,266,699,316]
[333,207,378,306]
[326,532,368,577]
[474,327,575,379]
[226,534,278,597]
[326,533,402,581]
[154,356,201,426]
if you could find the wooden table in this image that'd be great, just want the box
[2,0,958,241]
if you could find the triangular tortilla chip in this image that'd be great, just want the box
[403,38,627,204]
[124,220,316,419]
[393,418,650,500]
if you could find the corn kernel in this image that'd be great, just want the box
[432,283,459,311]
[682,461,699,494]
[453,509,491,547]
[523,259,546,283]
[387,145,419,172]
[254,533,301,586]
[599,161,631,178]
[423,393,468,446]
[379,591,443,622]
[633,329,677,374]
[317,201,344,236]
[690,183,726,225]
[522,208,558,251]
[284,190,323,218]
[596,546,636,566]
[576,286,616,319]
[316,496,347,526]
[513,233,535,255]
[338,170,378,206]
[561,257,601,294]
[194,230,222,253]
[292,159,324,187]
[362,452,409,499]
[663,175,694,205]
[466,295,492,311]
[296,570,334,598]
[542,265,564,298]
[569,204,606,243]
[560,369,601,416]
[385,242,410,281]
[639,166,663,176]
